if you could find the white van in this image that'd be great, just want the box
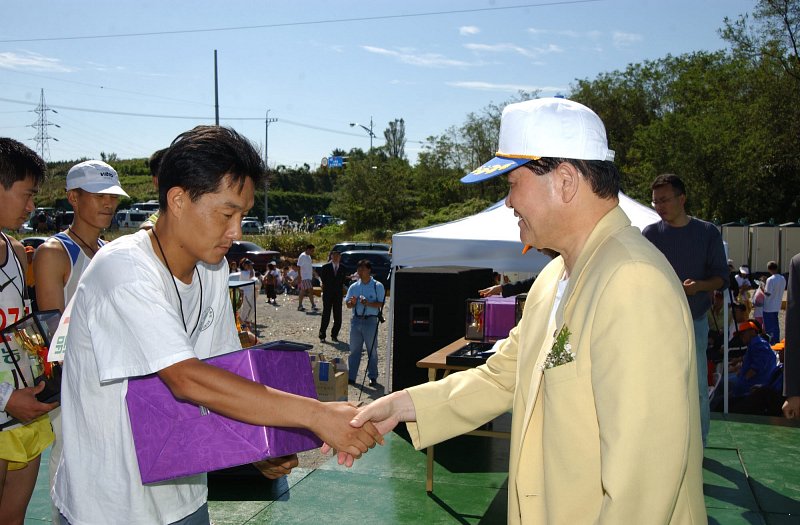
[132,200,160,213]
[115,209,149,229]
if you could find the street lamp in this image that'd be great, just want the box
[349,116,376,151]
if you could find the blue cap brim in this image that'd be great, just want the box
[461,156,529,184]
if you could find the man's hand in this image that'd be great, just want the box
[4,382,59,422]
[322,391,417,466]
[479,285,502,297]
[683,279,700,296]
[783,396,800,419]
[311,402,384,463]
[253,454,299,480]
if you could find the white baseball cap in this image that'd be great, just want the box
[461,97,615,183]
[66,160,129,196]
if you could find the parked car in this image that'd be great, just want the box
[21,236,49,250]
[225,241,279,273]
[332,242,390,253]
[241,220,263,234]
[115,209,149,229]
[338,250,392,289]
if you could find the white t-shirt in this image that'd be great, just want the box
[764,273,786,313]
[297,251,313,280]
[53,230,240,525]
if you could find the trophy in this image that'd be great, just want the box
[1,310,62,403]
[465,299,486,341]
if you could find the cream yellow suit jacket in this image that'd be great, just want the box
[406,206,707,524]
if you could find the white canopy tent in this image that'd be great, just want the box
[384,193,661,388]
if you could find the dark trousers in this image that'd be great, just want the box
[319,294,342,339]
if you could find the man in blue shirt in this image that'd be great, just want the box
[643,173,729,446]
[345,259,385,388]
[728,321,779,398]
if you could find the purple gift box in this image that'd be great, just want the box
[126,341,322,484]
[485,296,516,340]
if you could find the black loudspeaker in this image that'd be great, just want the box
[391,266,493,391]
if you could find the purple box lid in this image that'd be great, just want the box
[485,296,516,339]
[126,341,322,484]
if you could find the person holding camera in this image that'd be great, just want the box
[345,259,385,388]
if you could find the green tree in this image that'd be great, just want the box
[383,118,406,159]
[329,157,413,232]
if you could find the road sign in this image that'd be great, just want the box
[328,156,344,168]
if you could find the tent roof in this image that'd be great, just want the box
[392,192,660,274]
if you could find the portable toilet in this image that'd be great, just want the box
[721,221,749,269]
[749,221,780,274]
[780,221,800,274]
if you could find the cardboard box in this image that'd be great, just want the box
[126,341,322,484]
[311,357,348,402]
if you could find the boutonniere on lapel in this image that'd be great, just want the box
[542,325,575,370]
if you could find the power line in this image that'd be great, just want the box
[0,1,601,43]
[0,96,426,144]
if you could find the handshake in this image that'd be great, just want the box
[318,391,416,467]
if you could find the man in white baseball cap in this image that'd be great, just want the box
[34,159,128,521]
[64,160,128,196]
[350,97,706,523]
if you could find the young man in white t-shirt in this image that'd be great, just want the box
[763,260,786,344]
[53,126,382,525]
[296,244,317,311]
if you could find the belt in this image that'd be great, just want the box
[356,315,377,319]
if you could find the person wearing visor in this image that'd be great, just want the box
[347,97,706,524]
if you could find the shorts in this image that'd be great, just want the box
[0,415,54,470]
[299,279,313,291]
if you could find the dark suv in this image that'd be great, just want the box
[338,250,392,289]
[332,242,390,253]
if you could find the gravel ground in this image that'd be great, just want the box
[253,288,390,469]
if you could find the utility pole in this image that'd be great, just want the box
[30,88,59,163]
[264,110,278,222]
[214,50,219,126]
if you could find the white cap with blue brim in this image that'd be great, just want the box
[461,97,616,184]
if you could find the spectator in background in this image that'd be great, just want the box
[752,275,767,326]
[716,321,779,402]
[263,261,280,306]
[763,261,786,344]
[480,249,559,297]
[296,244,317,312]
[318,250,347,343]
[346,259,385,388]
[139,147,168,231]
[285,264,299,295]
[782,252,799,419]
[643,173,729,447]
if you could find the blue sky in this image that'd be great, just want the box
[1,0,754,169]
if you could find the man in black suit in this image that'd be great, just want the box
[783,252,800,419]
[319,250,347,342]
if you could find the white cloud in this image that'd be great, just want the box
[447,81,566,94]
[612,31,643,48]
[459,25,480,36]
[528,28,602,40]
[0,51,74,72]
[362,45,474,67]
[464,42,562,59]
